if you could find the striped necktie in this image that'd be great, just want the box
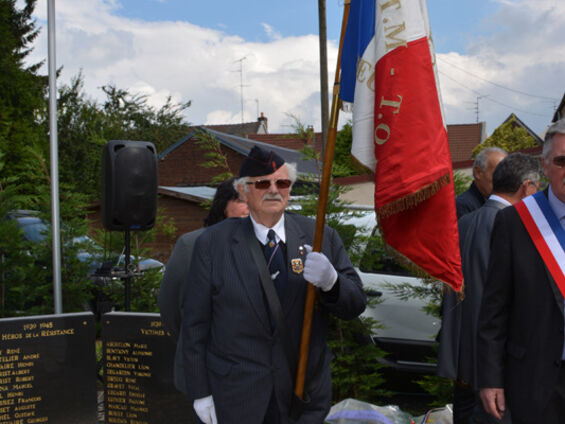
[264,229,286,301]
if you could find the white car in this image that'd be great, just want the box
[340,210,440,373]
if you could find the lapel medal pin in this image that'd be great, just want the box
[291,258,304,274]
[292,246,305,274]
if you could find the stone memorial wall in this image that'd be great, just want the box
[0,312,97,424]
[102,312,194,424]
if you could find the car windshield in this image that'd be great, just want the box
[338,210,415,277]
[18,218,49,242]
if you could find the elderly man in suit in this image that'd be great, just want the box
[478,119,565,424]
[181,146,366,424]
[438,152,541,423]
[456,147,507,219]
[158,177,248,397]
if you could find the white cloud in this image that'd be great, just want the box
[25,0,564,138]
[205,110,241,126]
[27,0,336,134]
[261,23,282,41]
[436,0,565,134]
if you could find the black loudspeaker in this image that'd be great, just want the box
[101,140,158,231]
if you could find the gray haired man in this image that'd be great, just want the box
[478,119,565,423]
[456,147,507,219]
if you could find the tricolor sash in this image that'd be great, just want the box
[515,191,565,298]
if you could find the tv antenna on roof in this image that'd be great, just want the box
[234,57,247,124]
[475,95,488,123]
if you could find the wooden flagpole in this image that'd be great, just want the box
[294,0,351,399]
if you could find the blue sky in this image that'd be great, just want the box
[26,0,564,136]
[111,0,496,51]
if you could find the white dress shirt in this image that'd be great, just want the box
[249,213,286,245]
[488,194,512,207]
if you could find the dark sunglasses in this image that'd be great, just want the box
[246,179,292,190]
[552,155,565,168]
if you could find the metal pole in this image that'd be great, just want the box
[318,0,329,158]
[48,0,63,314]
[124,230,131,311]
[236,57,246,125]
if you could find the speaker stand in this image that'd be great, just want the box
[123,229,132,311]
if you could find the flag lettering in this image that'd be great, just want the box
[379,95,402,114]
[384,22,407,52]
[374,95,403,145]
[356,58,375,91]
[379,0,401,12]
[374,123,390,145]
[380,0,407,52]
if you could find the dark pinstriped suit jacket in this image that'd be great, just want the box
[158,227,205,395]
[182,213,366,423]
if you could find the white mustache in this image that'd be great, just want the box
[262,193,283,201]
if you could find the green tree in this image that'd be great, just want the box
[193,128,235,184]
[0,0,90,316]
[284,115,365,178]
[100,84,191,154]
[334,122,370,177]
[55,77,192,200]
[0,152,36,316]
[453,170,473,196]
[0,0,48,199]
[0,148,93,317]
[473,114,538,156]
[56,73,106,198]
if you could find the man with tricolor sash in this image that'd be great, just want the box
[477,119,565,424]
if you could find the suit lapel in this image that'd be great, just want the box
[231,218,272,331]
[284,213,310,315]
[540,190,565,315]
[544,265,565,316]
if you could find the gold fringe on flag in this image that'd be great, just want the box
[376,173,451,220]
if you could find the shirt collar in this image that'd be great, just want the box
[489,194,512,207]
[249,213,286,244]
[548,186,565,221]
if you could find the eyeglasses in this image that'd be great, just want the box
[552,155,565,168]
[246,179,292,190]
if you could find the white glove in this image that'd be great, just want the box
[303,244,338,292]
[193,395,217,424]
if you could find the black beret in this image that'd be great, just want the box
[239,146,285,177]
